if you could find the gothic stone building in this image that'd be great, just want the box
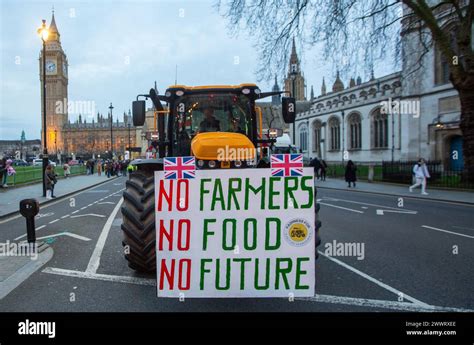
[292,2,464,170]
[39,12,138,159]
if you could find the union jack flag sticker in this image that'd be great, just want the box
[270,154,303,177]
[164,156,196,179]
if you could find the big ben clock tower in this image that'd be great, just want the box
[39,11,68,155]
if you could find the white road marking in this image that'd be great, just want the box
[71,210,80,214]
[0,178,119,224]
[98,202,115,205]
[21,232,91,242]
[70,213,106,219]
[80,207,87,210]
[49,219,59,224]
[452,225,474,231]
[323,198,417,212]
[361,206,368,209]
[298,294,474,312]
[318,250,429,306]
[43,267,156,286]
[39,267,474,312]
[421,225,474,239]
[88,204,93,207]
[61,215,70,219]
[376,209,417,215]
[86,199,124,274]
[14,225,46,240]
[319,202,364,214]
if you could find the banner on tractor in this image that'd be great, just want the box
[155,167,315,298]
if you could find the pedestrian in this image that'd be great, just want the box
[345,160,357,188]
[63,163,71,178]
[0,157,7,188]
[310,157,322,180]
[45,164,54,199]
[97,160,102,176]
[49,165,58,198]
[2,159,14,187]
[257,147,270,168]
[409,158,430,195]
[90,160,95,175]
[320,159,327,181]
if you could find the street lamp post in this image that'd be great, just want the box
[38,20,49,197]
[391,103,395,162]
[341,110,345,164]
[128,123,131,158]
[109,103,114,160]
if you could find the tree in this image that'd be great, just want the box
[218,0,474,180]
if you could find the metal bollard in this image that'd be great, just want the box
[19,199,40,243]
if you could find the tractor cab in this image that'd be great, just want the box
[131,83,295,168]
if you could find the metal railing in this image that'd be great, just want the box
[382,160,473,189]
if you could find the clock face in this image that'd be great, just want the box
[46,60,56,74]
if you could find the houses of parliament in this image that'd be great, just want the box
[40,12,138,159]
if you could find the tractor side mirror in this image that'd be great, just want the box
[132,100,146,126]
[282,97,296,124]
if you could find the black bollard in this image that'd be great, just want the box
[19,199,40,243]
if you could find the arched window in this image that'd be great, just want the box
[299,126,308,152]
[312,120,322,156]
[328,117,341,151]
[348,113,362,149]
[372,108,388,148]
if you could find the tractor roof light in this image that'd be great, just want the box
[176,90,184,96]
[197,159,204,167]
[234,160,242,168]
[242,88,251,95]
[208,160,217,168]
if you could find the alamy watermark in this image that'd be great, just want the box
[0,241,38,260]
[324,240,365,260]
[216,145,256,162]
[380,97,420,118]
[55,98,96,116]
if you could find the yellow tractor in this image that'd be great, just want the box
[121,83,321,273]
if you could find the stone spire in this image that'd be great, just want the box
[48,9,60,42]
[349,77,356,88]
[310,85,314,100]
[321,77,326,96]
[271,75,281,105]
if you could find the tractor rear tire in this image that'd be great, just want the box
[121,170,156,274]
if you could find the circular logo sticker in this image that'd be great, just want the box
[284,218,313,247]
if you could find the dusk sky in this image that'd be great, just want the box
[0,0,395,140]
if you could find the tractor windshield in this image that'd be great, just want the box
[172,93,253,155]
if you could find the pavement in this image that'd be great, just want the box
[0,174,118,219]
[0,175,472,312]
[315,178,474,204]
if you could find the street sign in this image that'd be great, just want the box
[155,166,315,298]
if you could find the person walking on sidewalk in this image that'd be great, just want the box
[45,165,54,199]
[345,160,357,188]
[310,157,322,180]
[320,159,328,181]
[49,165,58,198]
[0,157,7,188]
[97,160,102,176]
[409,158,430,195]
[63,163,71,178]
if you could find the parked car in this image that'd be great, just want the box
[32,159,56,167]
[12,159,29,166]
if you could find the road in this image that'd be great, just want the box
[0,177,473,312]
